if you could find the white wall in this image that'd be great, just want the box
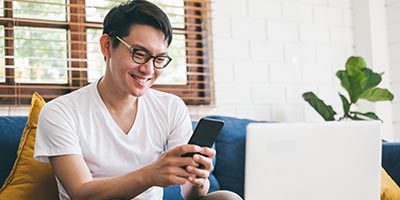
[386,0,400,140]
[352,0,394,140]
[188,0,400,140]
[189,0,355,123]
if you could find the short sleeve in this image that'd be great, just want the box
[165,96,192,149]
[34,101,82,163]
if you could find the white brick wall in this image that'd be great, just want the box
[300,24,330,44]
[284,44,316,63]
[314,6,344,25]
[267,21,298,41]
[283,2,314,23]
[386,0,400,140]
[250,41,284,61]
[232,18,266,40]
[248,0,281,20]
[190,0,355,122]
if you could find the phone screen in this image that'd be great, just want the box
[182,118,224,157]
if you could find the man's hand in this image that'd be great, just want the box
[144,144,215,199]
[184,147,215,188]
[144,144,204,187]
[180,146,216,200]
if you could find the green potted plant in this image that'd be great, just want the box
[303,56,394,121]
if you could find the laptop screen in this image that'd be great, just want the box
[245,121,381,200]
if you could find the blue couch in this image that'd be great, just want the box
[0,115,260,199]
[1,115,400,199]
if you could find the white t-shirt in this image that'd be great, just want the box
[34,79,192,200]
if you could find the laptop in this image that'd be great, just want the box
[245,121,382,200]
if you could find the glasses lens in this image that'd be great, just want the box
[132,50,149,64]
[132,49,171,69]
[154,56,171,69]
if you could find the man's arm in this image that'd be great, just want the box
[50,145,203,200]
[50,155,151,200]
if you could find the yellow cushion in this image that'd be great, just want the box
[381,167,400,200]
[0,92,59,200]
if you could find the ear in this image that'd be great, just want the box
[100,34,112,59]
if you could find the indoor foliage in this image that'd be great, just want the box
[303,56,394,121]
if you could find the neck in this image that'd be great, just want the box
[97,77,137,114]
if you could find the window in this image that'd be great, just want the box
[14,27,67,84]
[0,26,4,83]
[0,0,213,105]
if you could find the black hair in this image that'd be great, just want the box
[103,0,173,47]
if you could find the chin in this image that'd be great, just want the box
[130,88,148,97]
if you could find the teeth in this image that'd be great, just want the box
[131,74,148,83]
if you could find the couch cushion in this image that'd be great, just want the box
[0,116,27,186]
[206,115,264,198]
[382,142,400,185]
[163,184,183,200]
[381,167,400,199]
[0,92,59,199]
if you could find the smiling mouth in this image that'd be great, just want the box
[130,74,151,84]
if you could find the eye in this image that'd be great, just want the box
[155,56,169,64]
[133,50,148,60]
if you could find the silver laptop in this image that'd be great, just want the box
[245,121,382,200]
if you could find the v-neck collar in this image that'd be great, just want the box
[93,79,143,138]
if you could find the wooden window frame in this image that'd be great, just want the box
[0,0,214,106]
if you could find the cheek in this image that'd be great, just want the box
[114,60,136,75]
[111,49,134,69]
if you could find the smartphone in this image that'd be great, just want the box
[181,117,224,157]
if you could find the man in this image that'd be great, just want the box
[34,0,242,200]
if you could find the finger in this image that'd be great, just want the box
[148,161,192,187]
[171,165,193,177]
[167,144,202,157]
[161,173,188,186]
[188,176,207,188]
[170,175,189,185]
[199,147,216,158]
[186,165,210,179]
[192,154,213,171]
[161,154,199,169]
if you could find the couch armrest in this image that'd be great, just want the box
[382,142,400,186]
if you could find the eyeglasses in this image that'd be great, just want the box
[114,35,172,69]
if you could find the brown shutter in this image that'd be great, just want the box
[0,0,214,105]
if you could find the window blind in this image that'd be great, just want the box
[0,0,214,105]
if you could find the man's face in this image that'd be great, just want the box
[107,24,168,97]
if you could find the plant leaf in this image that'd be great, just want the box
[339,93,350,114]
[336,70,350,91]
[345,56,367,74]
[361,68,382,91]
[350,111,381,121]
[359,88,394,102]
[346,56,368,86]
[302,92,336,121]
[348,114,365,121]
[336,71,363,103]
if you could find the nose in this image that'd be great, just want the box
[139,59,154,75]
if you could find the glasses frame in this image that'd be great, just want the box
[114,35,172,69]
